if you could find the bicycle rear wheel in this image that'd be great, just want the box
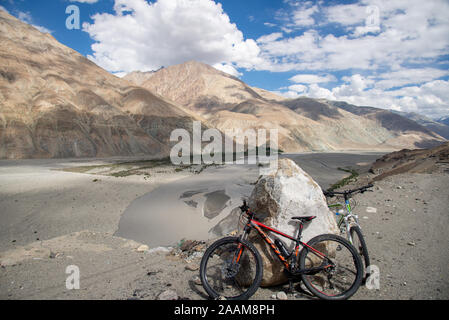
[350,225,370,280]
[299,234,363,300]
[199,237,263,300]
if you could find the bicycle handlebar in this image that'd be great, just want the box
[324,184,373,198]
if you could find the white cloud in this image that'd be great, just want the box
[69,0,99,3]
[288,77,449,119]
[290,74,336,84]
[83,0,262,74]
[17,11,52,34]
[291,2,319,27]
[288,84,307,93]
[258,0,449,72]
[212,63,242,77]
[264,22,276,28]
[263,0,449,118]
[373,68,449,89]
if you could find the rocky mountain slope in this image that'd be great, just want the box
[324,100,446,148]
[0,10,198,159]
[368,141,449,181]
[136,62,445,152]
[0,8,446,159]
[390,111,449,140]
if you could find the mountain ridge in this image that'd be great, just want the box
[0,9,446,159]
[135,61,445,152]
[0,10,198,159]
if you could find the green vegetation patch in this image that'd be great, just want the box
[328,167,359,191]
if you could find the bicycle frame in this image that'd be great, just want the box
[237,213,329,273]
[332,198,360,245]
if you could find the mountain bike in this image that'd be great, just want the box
[323,184,373,280]
[199,201,364,300]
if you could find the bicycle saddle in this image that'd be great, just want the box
[291,216,316,222]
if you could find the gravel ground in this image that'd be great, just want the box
[1,170,448,300]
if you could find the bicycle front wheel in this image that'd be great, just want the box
[350,225,370,279]
[299,234,363,300]
[199,237,263,300]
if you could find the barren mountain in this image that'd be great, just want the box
[0,11,197,159]
[140,60,265,114]
[392,111,449,140]
[122,70,156,86]
[136,62,445,152]
[326,100,446,148]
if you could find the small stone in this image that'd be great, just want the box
[185,263,199,271]
[276,291,288,300]
[180,240,200,252]
[157,289,178,300]
[407,241,416,246]
[136,245,149,252]
[193,276,202,285]
[271,294,277,299]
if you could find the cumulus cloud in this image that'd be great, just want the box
[212,63,242,77]
[83,0,262,74]
[259,0,449,72]
[286,76,449,119]
[269,0,449,118]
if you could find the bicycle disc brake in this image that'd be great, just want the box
[221,259,240,279]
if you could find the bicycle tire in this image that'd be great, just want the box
[350,225,370,279]
[299,234,363,300]
[199,237,263,300]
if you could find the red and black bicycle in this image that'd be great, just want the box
[199,201,364,300]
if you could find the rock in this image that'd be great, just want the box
[239,159,339,287]
[136,245,149,252]
[147,247,171,254]
[276,291,288,300]
[180,240,200,252]
[185,263,199,271]
[192,276,202,285]
[157,289,178,300]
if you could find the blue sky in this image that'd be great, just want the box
[1,0,448,119]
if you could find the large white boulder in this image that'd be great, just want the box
[244,158,339,287]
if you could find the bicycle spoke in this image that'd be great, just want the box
[300,236,362,299]
[201,238,262,300]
